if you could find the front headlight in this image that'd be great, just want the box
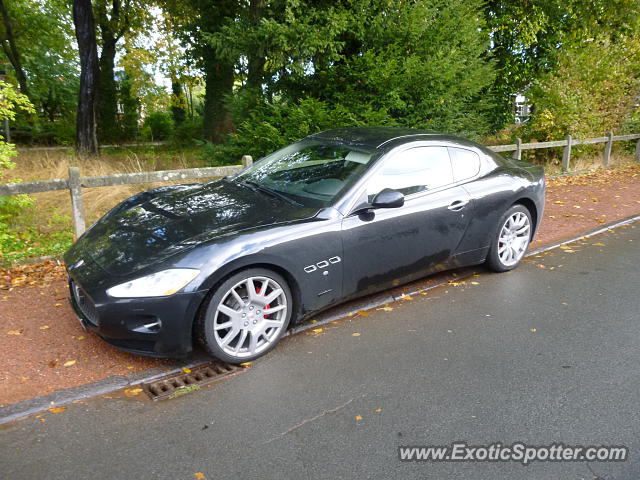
[106,269,200,298]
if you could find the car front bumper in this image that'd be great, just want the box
[68,277,208,358]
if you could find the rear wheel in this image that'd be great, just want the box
[486,205,532,272]
[197,268,292,363]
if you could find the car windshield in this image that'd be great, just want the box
[233,140,376,206]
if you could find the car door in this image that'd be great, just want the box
[341,146,472,299]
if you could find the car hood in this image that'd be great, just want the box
[67,180,320,277]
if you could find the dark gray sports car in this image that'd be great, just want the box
[64,127,545,363]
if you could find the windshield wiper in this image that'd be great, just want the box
[241,180,302,206]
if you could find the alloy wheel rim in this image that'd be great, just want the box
[498,211,530,266]
[213,276,287,358]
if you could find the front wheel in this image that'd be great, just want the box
[197,268,293,363]
[486,205,532,272]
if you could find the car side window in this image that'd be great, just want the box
[366,146,453,200]
[449,147,481,182]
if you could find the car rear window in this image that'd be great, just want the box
[449,147,481,182]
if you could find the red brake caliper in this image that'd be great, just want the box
[255,288,271,318]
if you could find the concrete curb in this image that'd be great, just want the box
[1,213,639,425]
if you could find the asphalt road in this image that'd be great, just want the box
[1,223,639,480]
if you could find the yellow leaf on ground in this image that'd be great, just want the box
[402,295,413,300]
[193,473,206,480]
[124,388,143,397]
[182,367,192,374]
[355,415,363,421]
[554,200,565,205]
[39,325,50,330]
[592,242,605,246]
[357,310,369,316]
[240,362,252,367]
[375,408,382,413]
[7,330,22,335]
[312,328,323,333]
[471,281,479,285]
[48,406,66,414]
[378,306,393,312]
[352,333,361,337]
[530,328,537,333]
[54,303,62,307]
[76,336,85,340]
[63,360,76,367]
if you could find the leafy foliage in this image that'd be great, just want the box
[524,36,640,140]
[0,82,35,254]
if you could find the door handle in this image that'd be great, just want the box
[447,199,469,211]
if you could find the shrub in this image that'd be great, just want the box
[142,111,174,141]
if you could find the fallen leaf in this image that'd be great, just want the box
[182,367,192,374]
[39,325,50,330]
[553,200,565,205]
[357,310,370,317]
[352,332,361,337]
[76,336,85,340]
[471,281,479,285]
[48,359,58,368]
[7,330,22,335]
[48,406,66,414]
[564,249,576,253]
[124,388,143,397]
[592,242,605,246]
[39,418,46,423]
[240,362,252,367]
[312,328,323,333]
[310,319,317,323]
[193,473,206,480]
[375,408,382,413]
[530,328,537,333]
[401,294,413,301]
[54,303,62,307]
[355,415,363,421]
[378,306,393,312]
[63,360,76,367]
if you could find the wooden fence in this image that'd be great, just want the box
[1,134,639,239]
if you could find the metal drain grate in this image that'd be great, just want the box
[141,362,245,401]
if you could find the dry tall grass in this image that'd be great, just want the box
[7,148,204,234]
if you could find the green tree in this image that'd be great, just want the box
[525,35,640,140]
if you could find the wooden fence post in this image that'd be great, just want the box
[562,134,572,172]
[241,155,253,168]
[68,166,86,239]
[603,131,613,167]
[515,138,522,160]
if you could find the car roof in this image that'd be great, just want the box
[308,127,478,150]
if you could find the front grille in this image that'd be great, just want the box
[70,280,99,326]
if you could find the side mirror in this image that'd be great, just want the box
[371,188,405,209]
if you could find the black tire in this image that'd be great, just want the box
[196,268,293,363]
[485,204,532,272]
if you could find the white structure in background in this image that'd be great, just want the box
[512,91,531,124]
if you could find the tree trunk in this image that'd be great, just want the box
[73,0,100,156]
[0,0,28,95]
[97,36,119,142]
[202,48,235,142]
[246,0,265,91]
[171,79,186,125]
